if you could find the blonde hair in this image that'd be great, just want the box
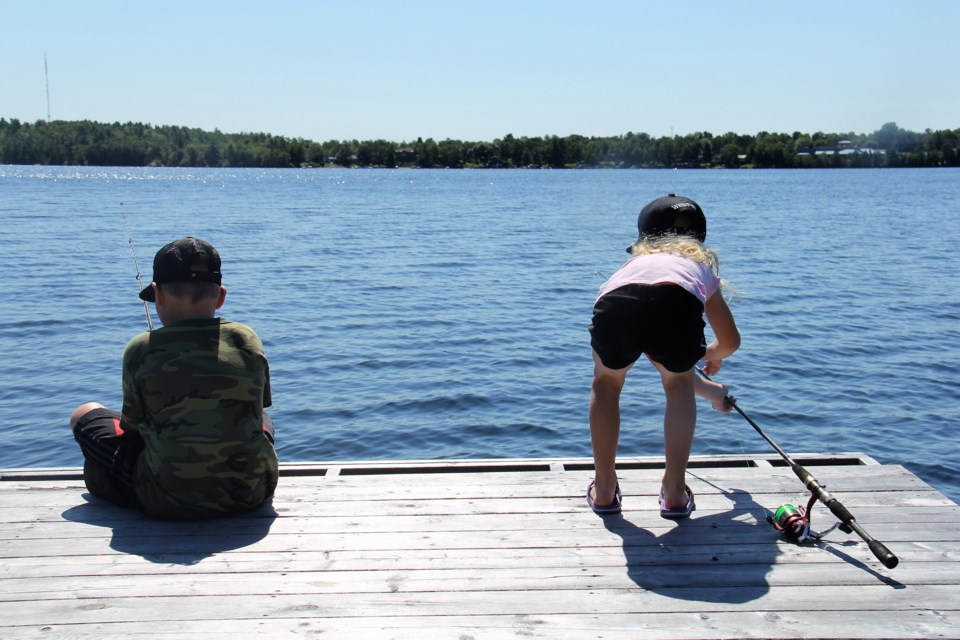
[629,234,718,270]
[628,234,734,295]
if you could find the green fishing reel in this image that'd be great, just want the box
[769,503,810,540]
[768,493,842,543]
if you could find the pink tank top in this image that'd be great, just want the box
[596,253,720,305]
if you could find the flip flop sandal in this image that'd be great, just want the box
[587,480,622,515]
[659,484,695,519]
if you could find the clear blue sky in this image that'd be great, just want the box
[3,1,957,142]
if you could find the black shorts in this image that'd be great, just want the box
[72,408,277,509]
[589,283,706,372]
[72,408,145,508]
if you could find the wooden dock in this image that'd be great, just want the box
[1,453,958,639]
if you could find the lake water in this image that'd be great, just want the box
[1,165,958,505]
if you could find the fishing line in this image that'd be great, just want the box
[121,203,153,332]
[696,367,899,569]
[735,438,747,458]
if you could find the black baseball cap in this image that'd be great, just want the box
[636,194,707,243]
[139,237,222,302]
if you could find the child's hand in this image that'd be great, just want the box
[702,358,723,376]
[702,342,724,375]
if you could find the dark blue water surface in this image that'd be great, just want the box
[1,166,958,503]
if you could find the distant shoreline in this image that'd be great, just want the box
[2,117,957,170]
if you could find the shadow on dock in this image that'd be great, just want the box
[601,487,776,603]
[60,494,278,564]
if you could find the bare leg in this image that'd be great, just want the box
[70,402,107,429]
[589,351,630,507]
[653,364,697,510]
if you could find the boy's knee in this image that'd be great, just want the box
[70,402,106,429]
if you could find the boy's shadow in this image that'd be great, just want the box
[601,487,776,603]
[62,493,278,565]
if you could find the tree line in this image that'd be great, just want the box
[1,118,957,169]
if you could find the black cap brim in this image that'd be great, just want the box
[139,283,155,302]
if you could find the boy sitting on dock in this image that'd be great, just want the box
[70,237,278,519]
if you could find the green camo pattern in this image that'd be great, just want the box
[121,317,278,519]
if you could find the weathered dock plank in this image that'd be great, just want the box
[5,610,955,640]
[1,454,957,639]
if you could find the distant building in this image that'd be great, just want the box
[396,147,416,164]
[796,141,884,156]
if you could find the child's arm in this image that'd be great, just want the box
[702,292,741,376]
[119,335,146,431]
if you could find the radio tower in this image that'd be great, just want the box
[44,54,51,121]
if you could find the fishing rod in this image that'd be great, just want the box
[697,367,899,569]
[121,203,154,332]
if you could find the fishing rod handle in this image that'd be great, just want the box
[821,495,853,523]
[820,492,899,568]
[843,518,900,569]
[868,539,900,569]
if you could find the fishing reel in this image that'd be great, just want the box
[767,492,844,543]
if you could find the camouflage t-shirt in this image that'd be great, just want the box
[121,317,278,519]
